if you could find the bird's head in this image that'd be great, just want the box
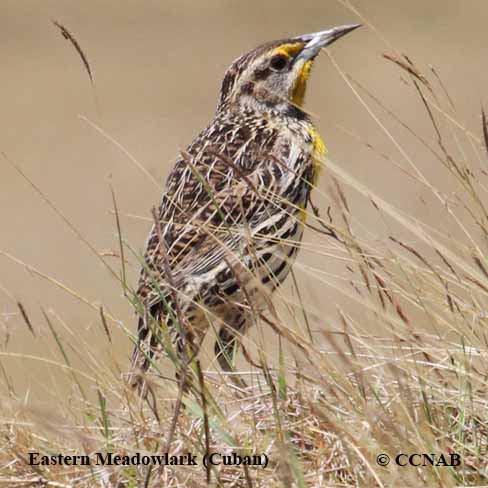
[217,24,361,118]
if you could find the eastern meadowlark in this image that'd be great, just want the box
[129,24,360,393]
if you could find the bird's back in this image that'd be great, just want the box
[136,107,319,311]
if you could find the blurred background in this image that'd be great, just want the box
[1,0,487,405]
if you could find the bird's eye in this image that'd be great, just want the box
[269,54,288,72]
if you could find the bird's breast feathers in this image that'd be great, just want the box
[307,126,327,186]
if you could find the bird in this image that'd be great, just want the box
[129,23,360,394]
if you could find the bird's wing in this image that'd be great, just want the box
[136,128,310,310]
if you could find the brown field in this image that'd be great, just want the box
[1,1,488,486]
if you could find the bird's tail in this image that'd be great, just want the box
[127,308,164,394]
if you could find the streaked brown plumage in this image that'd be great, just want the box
[129,24,360,393]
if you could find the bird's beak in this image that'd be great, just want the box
[295,23,361,62]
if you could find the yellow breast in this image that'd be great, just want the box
[297,126,327,223]
[307,126,327,186]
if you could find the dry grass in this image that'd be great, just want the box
[2,16,488,488]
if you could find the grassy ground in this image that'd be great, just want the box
[1,20,488,488]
